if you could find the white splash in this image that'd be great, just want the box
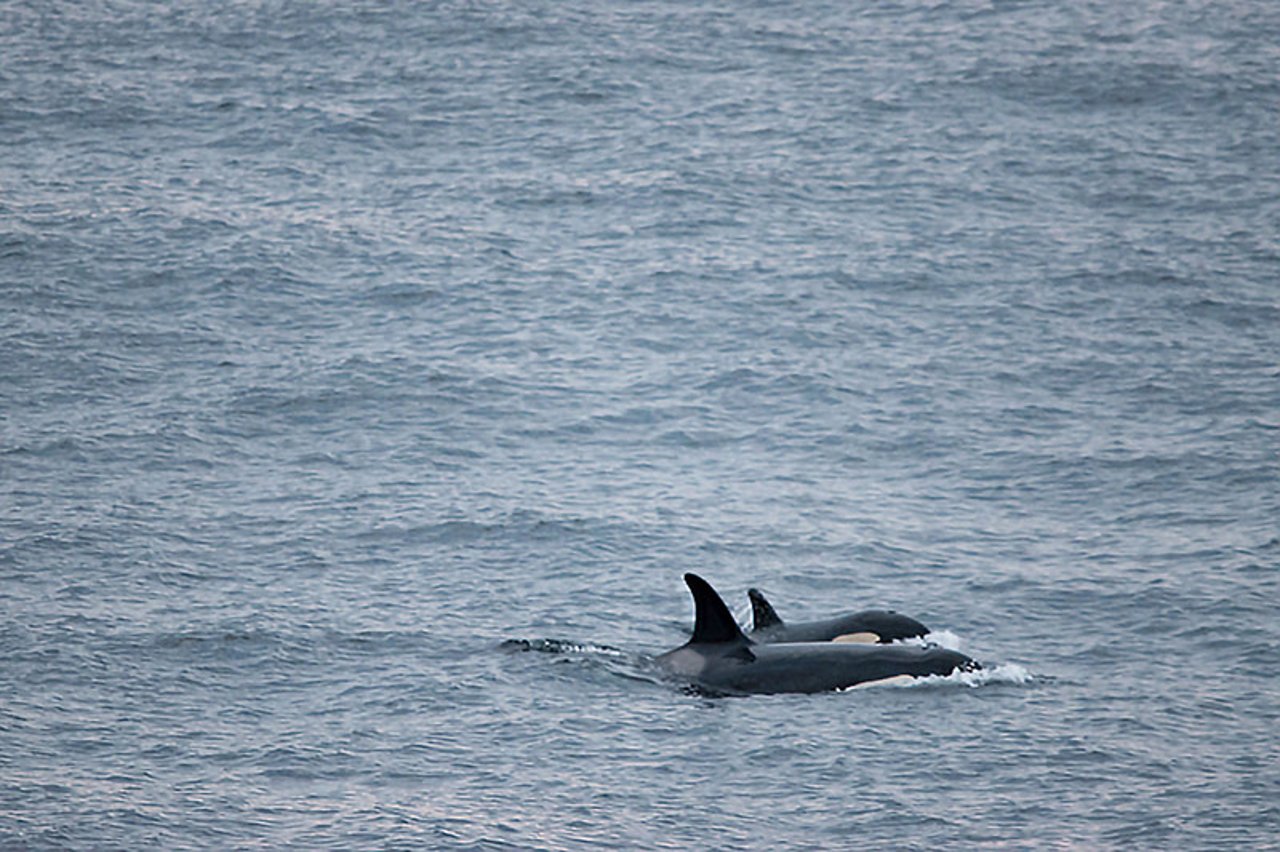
[913,662,1034,688]
[924,629,965,651]
[503,638,628,657]
[838,662,1033,692]
[954,662,1032,687]
[889,629,963,650]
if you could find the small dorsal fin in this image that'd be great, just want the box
[747,588,784,631]
[685,573,750,645]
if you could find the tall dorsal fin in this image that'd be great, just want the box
[685,573,749,645]
[747,588,784,631]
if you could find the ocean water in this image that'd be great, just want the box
[3,0,1278,848]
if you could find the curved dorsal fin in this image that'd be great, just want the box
[747,588,784,631]
[685,573,749,645]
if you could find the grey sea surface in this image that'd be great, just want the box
[3,0,1279,848]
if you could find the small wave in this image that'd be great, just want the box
[891,629,965,651]
[949,662,1034,687]
[502,638,666,690]
[926,629,965,651]
[500,638,625,657]
[843,662,1033,691]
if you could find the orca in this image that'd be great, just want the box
[747,587,930,644]
[656,573,979,695]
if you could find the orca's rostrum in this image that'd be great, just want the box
[657,573,978,695]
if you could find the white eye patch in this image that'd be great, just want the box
[831,632,879,644]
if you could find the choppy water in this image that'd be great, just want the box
[3,0,1279,848]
